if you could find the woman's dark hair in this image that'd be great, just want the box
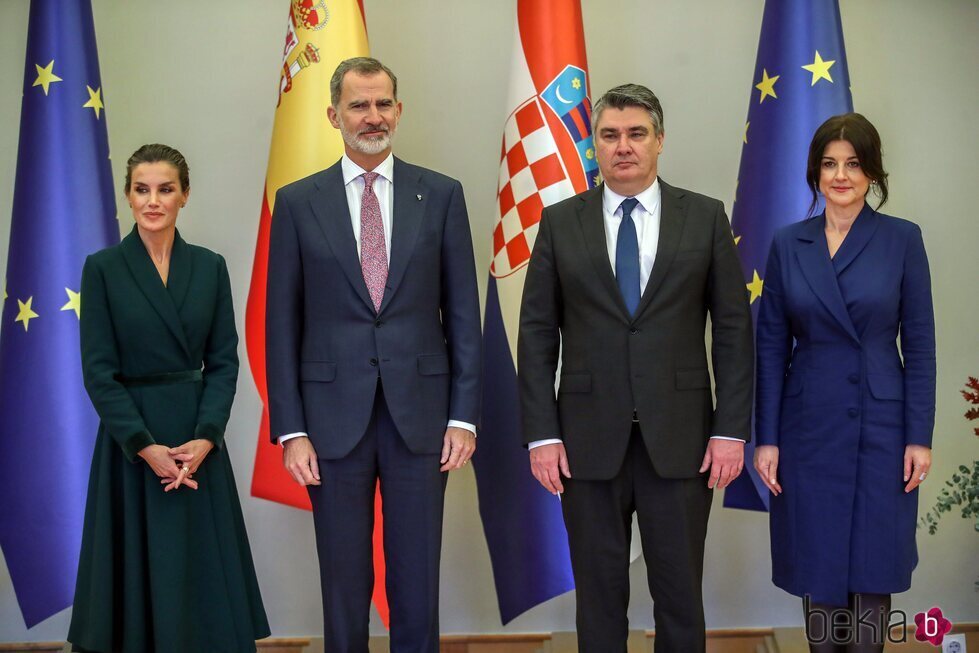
[124,143,190,193]
[806,112,888,216]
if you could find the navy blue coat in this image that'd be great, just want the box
[265,158,482,458]
[755,204,935,606]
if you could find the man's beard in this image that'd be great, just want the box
[340,122,394,156]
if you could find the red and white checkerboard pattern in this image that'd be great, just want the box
[491,97,576,278]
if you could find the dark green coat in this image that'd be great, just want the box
[67,227,269,653]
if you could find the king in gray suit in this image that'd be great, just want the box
[265,58,481,653]
[518,84,754,652]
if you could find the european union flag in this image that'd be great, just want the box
[0,0,118,627]
[724,0,853,511]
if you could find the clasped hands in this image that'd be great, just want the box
[282,426,477,487]
[138,439,214,492]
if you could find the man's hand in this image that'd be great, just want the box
[283,436,321,486]
[529,443,571,495]
[699,438,744,489]
[753,445,782,496]
[440,427,475,472]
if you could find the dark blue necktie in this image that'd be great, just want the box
[615,198,641,315]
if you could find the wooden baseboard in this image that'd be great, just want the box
[0,639,312,653]
[773,623,979,652]
[3,626,973,653]
[0,631,775,653]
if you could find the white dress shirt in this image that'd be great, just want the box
[529,178,741,449]
[278,153,475,445]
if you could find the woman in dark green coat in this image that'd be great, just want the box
[67,144,270,652]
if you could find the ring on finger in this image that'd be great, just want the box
[919,472,927,481]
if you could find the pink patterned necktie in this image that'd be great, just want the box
[360,171,388,311]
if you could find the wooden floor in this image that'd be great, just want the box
[2,624,975,653]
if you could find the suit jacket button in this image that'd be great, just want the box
[630,328,639,335]
[848,374,858,384]
[369,358,378,366]
[375,319,382,328]
[848,408,859,418]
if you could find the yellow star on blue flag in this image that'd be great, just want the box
[802,51,836,86]
[32,60,62,95]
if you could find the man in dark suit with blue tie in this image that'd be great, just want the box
[265,57,481,653]
[518,84,754,652]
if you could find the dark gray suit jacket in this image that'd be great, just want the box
[518,180,753,480]
[266,157,482,459]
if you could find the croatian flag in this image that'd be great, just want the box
[472,0,595,624]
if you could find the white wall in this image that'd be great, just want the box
[1,0,976,642]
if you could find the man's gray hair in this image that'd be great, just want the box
[329,57,398,107]
[591,84,664,136]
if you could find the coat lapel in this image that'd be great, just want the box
[120,227,191,358]
[576,185,630,318]
[795,215,861,343]
[308,163,376,313]
[381,158,426,314]
[167,230,193,313]
[634,179,684,318]
[830,203,879,275]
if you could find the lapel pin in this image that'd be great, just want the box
[416,194,423,201]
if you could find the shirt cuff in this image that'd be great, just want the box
[277,432,308,446]
[447,420,476,436]
[529,438,563,449]
[710,435,746,442]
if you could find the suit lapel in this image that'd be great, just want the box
[795,216,861,343]
[576,185,629,317]
[830,203,879,275]
[308,163,376,313]
[120,227,191,358]
[381,158,426,314]
[634,179,684,318]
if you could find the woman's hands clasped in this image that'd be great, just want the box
[138,439,214,492]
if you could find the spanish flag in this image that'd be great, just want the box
[245,0,390,624]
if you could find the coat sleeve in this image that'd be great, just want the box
[706,201,755,440]
[439,180,482,427]
[517,206,563,444]
[194,255,239,448]
[79,255,155,461]
[754,234,793,446]
[899,224,936,447]
[266,189,307,441]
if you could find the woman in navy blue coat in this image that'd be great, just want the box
[754,114,935,652]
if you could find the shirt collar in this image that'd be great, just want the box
[603,177,661,216]
[341,152,395,186]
